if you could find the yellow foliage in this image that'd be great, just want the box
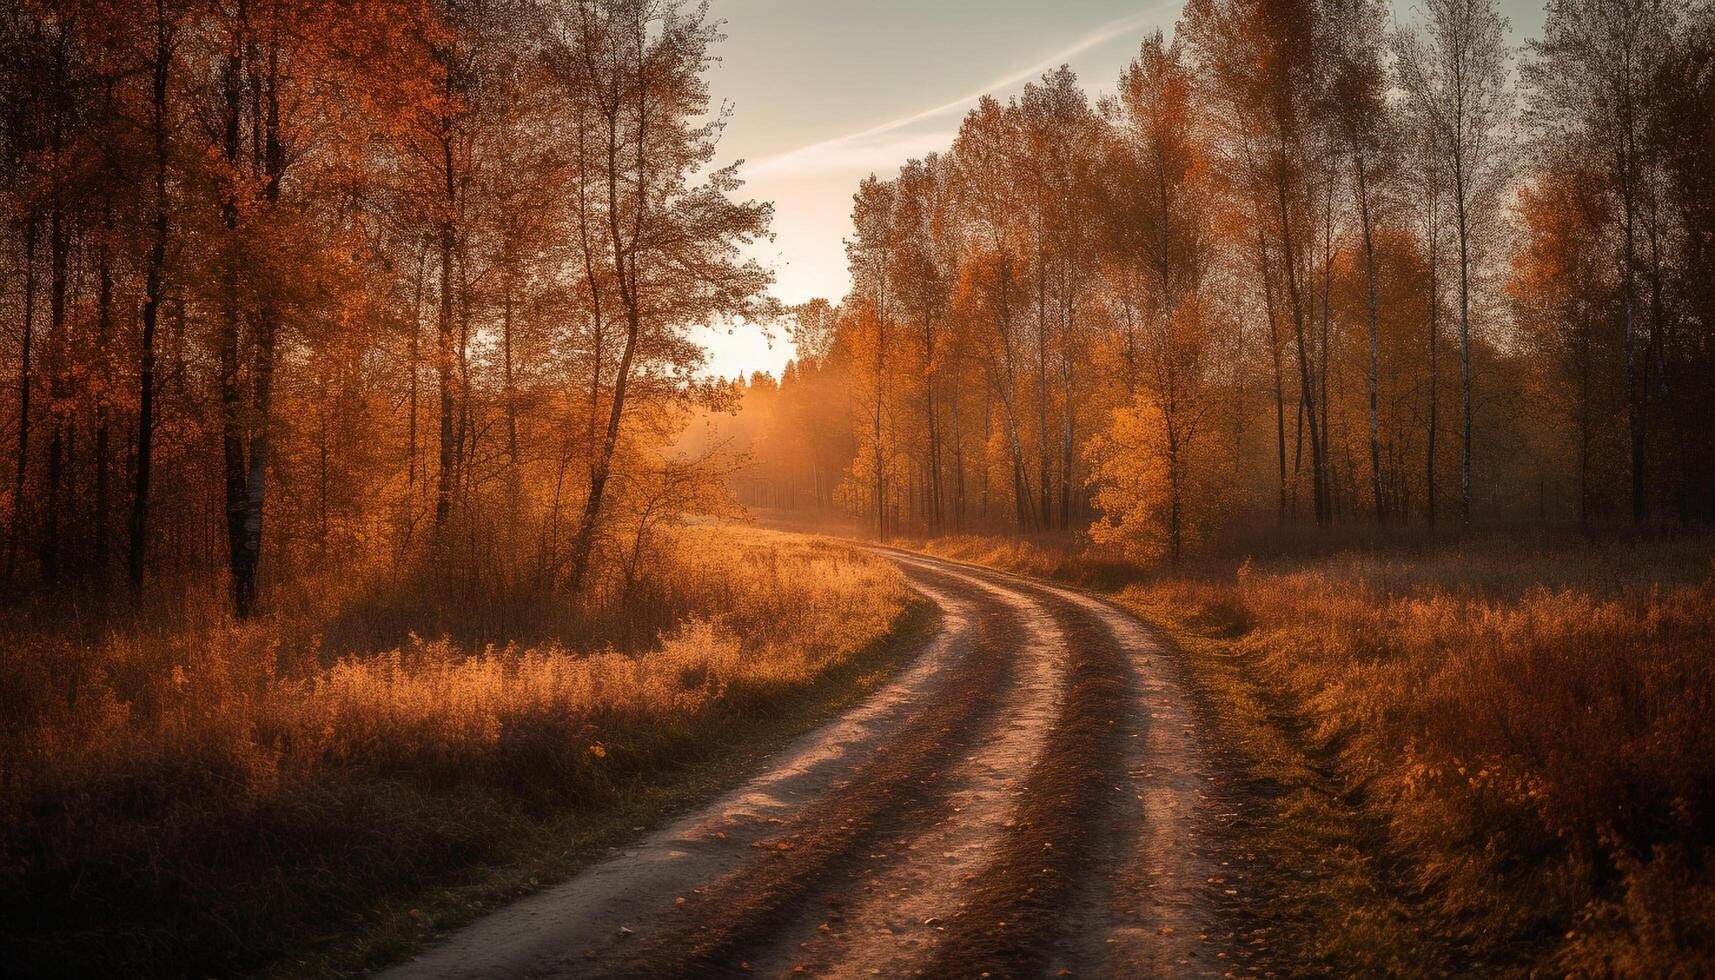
[1086,390,1227,561]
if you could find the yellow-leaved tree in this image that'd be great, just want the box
[1085,34,1219,563]
[1086,300,1227,563]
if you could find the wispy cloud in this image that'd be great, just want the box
[748,2,1176,178]
[750,129,958,179]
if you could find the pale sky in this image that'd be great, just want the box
[694,0,1545,380]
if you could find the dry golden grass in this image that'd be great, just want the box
[0,525,914,977]
[924,530,1715,976]
[917,532,1142,589]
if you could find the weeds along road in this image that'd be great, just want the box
[378,547,1225,979]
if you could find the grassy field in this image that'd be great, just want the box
[0,526,925,978]
[920,531,1715,977]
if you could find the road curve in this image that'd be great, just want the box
[377,547,1224,979]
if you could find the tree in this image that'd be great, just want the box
[1650,6,1715,521]
[1184,0,1336,526]
[1,6,49,584]
[952,96,1035,528]
[1511,167,1621,523]
[0,0,771,617]
[1095,32,1215,561]
[550,0,775,588]
[1525,0,1680,524]
[129,0,176,590]
[1401,71,1449,526]
[1328,0,1394,523]
[846,175,897,540]
[206,0,348,617]
[892,155,955,534]
[1016,67,1098,530]
[1398,0,1511,528]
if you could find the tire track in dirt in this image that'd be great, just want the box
[378,546,1225,979]
[912,571,1135,978]
[738,557,1069,978]
[610,560,1023,977]
[1045,586,1224,978]
[872,553,1225,978]
[377,561,1017,980]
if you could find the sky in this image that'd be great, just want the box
[693,0,1546,380]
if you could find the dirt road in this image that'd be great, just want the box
[378,548,1226,979]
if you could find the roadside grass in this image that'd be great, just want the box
[0,525,928,978]
[291,595,939,979]
[917,530,1715,977]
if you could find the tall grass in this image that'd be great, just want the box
[0,525,912,977]
[926,531,1715,975]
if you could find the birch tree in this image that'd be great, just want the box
[1397,0,1511,528]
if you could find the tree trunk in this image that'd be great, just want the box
[1275,166,1328,526]
[131,65,165,586]
[1578,326,1591,525]
[7,215,37,584]
[568,298,639,586]
[454,251,473,512]
[1621,143,1646,523]
[1355,153,1384,524]
[921,311,941,535]
[1059,289,1075,531]
[406,246,424,492]
[434,182,456,535]
[1059,402,1074,531]
[432,29,461,539]
[1037,268,1054,529]
[237,42,285,613]
[568,79,653,590]
[236,295,277,617]
[950,381,965,529]
[980,383,991,518]
[1256,227,1288,523]
[501,277,523,528]
[241,39,283,615]
[219,20,282,619]
[875,325,887,541]
[1318,180,1335,522]
[1166,417,1182,564]
[1644,176,1671,523]
[1425,184,1439,529]
[44,136,68,588]
[94,200,113,577]
[219,14,248,613]
[1454,157,1474,529]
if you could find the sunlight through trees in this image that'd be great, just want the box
[716,0,1715,560]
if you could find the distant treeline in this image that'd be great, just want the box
[708,0,1715,559]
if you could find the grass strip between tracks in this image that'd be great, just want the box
[922,587,1133,977]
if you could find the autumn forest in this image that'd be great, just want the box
[722,0,1715,555]
[2,0,1713,977]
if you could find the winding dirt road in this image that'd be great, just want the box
[379,547,1227,979]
